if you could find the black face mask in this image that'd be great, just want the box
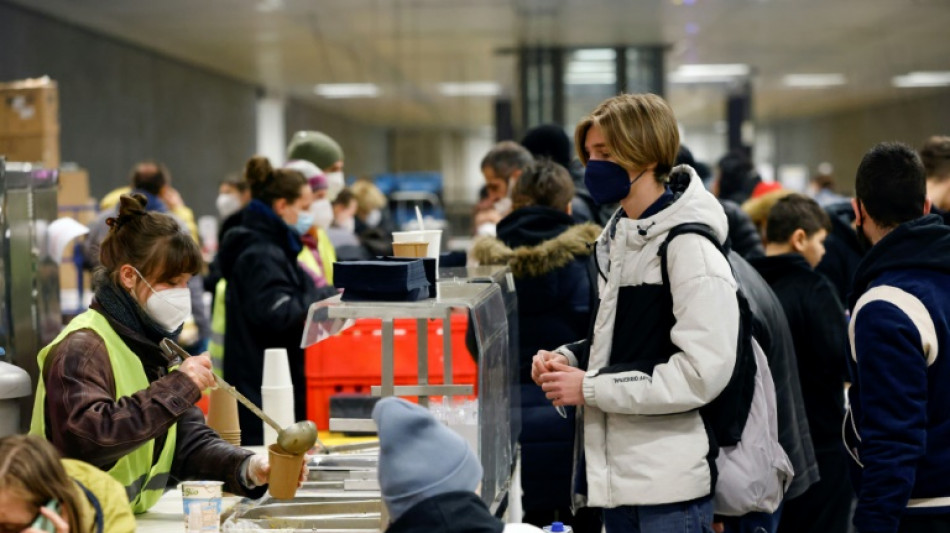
[855,203,873,255]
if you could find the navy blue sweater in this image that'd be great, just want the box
[846,215,950,532]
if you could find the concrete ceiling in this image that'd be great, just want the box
[7,0,950,128]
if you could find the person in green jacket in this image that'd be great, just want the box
[0,434,136,533]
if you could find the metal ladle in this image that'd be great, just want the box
[160,338,322,455]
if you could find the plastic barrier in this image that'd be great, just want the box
[305,313,477,427]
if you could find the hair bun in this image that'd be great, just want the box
[106,193,148,231]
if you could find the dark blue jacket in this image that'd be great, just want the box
[846,215,950,532]
[471,206,599,513]
[218,200,328,445]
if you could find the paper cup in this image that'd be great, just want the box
[268,444,305,500]
[262,348,293,388]
[261,385,295,450]
[180,481,223,532]
[391,241,429,258]
[393,230,442,274]
[206,387,240,434]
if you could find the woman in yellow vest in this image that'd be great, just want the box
[30,193,296,513]
[0,434,136,533]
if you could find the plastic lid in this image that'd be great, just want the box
[0,361,31,399]
[551,522,565,532]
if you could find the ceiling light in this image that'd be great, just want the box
[892,71,950,88]
[668,63,751,84]
[782,73,847,88]
[565,72,617,85]
[256,0,283,13]
[438,82,501,97]
[571,49,617,62]
[314,84,380,98]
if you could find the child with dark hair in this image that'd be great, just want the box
[748,194,853,533]
[472,159,601,532]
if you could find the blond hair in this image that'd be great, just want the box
[574,93,680,182]
[0,435,83,532]
[350,178,387,217]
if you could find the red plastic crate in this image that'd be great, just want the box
[305,313,478,427]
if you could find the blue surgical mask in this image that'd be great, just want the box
[584,160,646,205]
[294,211,315,235]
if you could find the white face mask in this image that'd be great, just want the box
[216,194,242,219]
[493,197,512,216]
[337,217,356,233]
[134,268,192,332]
[325,171,345,200]
[365,209,382,228]
[310,199,333,229]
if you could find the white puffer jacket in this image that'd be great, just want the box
[557,166,740,508]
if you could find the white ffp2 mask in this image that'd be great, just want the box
[134,268,192,332]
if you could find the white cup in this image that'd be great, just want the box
[261,385,295,449]
[180,481,223,532]
[392,230,442,276]
[262,348,293,388]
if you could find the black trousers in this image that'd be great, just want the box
[899,515,950,533]
[778,448,854,533]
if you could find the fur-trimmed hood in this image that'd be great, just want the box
[471,222,601,278]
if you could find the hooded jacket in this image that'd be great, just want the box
[816,201,863,305]
[556,166,740,508]
[218,200,322,445]
[751,254,849,451]
[846,215,950,532]
[471,207,599,514]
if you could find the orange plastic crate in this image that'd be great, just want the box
[305,313,478,427]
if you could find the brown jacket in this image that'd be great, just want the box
[40,301,265,498]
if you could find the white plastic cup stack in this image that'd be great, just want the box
[392,229,442,277]
[261,348,295,450]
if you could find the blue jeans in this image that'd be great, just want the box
[719,505,783,533]
[604,497,715,533]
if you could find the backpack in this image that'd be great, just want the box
[658,223,756,446]
[659,223,793,515]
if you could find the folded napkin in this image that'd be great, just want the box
[335,260,431,302]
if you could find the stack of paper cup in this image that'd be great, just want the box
[392,230,442,276]
[261,348,295,450]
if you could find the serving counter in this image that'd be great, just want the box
[301,268,519,513]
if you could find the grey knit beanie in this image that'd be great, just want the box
[286,130,344,171]
[372,397,482,522]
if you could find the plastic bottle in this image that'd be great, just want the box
[543,522,572,533]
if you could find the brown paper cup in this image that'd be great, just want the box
[392,241,429,258]
[207,387,240,434]
[268,444,305,500]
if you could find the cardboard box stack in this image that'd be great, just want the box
[0,76,59,168]
[57,167,96,293]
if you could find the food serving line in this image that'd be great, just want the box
[138,267,520,531]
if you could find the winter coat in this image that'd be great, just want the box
[217,200,323,445]
[721,199,765,260]
[750,254,849,451]
[846,215,950,532]
[38,300,263,498]
[386,492,543,533]
[556,166,740,508]
[471,207,598,513]
[729,252,819,499]
[816,201,863,305]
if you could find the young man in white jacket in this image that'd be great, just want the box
[534,93,740,533]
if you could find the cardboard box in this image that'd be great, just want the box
[0,77,59,137]
[0,131,60,168]
[57,169,90,207]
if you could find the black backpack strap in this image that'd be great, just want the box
[658,223,724,287]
